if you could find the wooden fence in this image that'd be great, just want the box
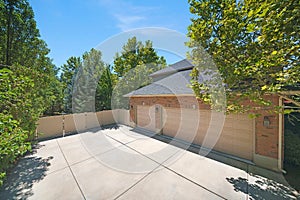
[36,109,133,140]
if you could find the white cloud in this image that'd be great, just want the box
[114,14,145,31]
[97,0,159,31]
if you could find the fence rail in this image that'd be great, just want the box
[36,109,133,140]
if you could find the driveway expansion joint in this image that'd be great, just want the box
[56,140,87,200]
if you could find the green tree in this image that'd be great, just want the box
[60,56,82,113]
[0,0,60,185]
[188,0,300,113]
[114,37,166,78]
[0,0,61,116]
[96,65,117,111]
[113,37,166,108]
[0,0,50,69]
[60,50,116,113]
[44,68,64,116]
[72,48,105,113]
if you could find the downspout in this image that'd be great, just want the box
[278,97,283,171]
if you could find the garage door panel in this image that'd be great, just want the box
[164,120,180,127]
[176,126,200,136]
[221,151,252,160]
[219,134,252,143]
[218,127,253,159]
[235,123,253,130]
[215,145,252,160]
[219,127,252,136]
[218,142,253,154]
[162,108,254,161]
[137,106,156,131]
[164,124,200,137]
[236,114,251,120]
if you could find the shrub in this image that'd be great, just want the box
[284,129,300,166]
[0,66,53,186]
[0,114,31,186]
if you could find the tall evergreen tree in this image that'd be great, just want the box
[96,65,117,111]
[60,50,117,113]
[60,56,82,113]
[72,48,106,113]
[0,0,50,70]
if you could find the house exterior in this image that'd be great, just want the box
[126,59,284,172]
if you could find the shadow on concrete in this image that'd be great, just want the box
[101,124,120,130]
[0,154,52,199]
[131,127,250,171]
[131,127,299,199]
[226,175,299,200]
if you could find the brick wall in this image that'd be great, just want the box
[130,96,210,109]
[130,94,282,160]
[254,95,281,159]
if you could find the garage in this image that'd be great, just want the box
[135,105,254,161]
[127,59,283,171]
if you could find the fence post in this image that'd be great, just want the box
[85,112,87,129]
[35,128,38,140]
[62,115,65,137]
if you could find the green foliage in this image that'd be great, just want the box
[113,64,157,109]
[72,48,106,113]
[285,113,300,134]
[284,113,300,166]
[112,37,166,109]
[60,38,166,112]
[0,0,50,68]
[0,113,31,187]
[44,74,64,116]
[188,0,300,113]
[0,65,53,137]
[113,37,166,78]
[284,130,300,166]
[0,0,61,186]
[60,56,82,113]
[0,0,61,116]
[96,65,117,111]
[60,49,118,113]
[0,64,58,188]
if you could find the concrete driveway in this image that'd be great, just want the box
[0,125,298,200]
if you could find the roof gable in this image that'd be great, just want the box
[149,59,193,78]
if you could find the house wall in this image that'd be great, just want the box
[130,95,210,110]
[251,95,283,171]
[254,95,280,159]
[130,94,282,171]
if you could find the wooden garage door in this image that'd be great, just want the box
[163,108,254,161]
[137,105,156,132]
[162,108,201,144]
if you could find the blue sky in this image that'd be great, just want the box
[29,0,193,68]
